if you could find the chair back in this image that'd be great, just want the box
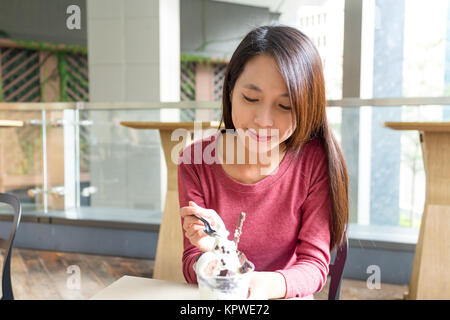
[328,236,348,300]
[0,193,22,300]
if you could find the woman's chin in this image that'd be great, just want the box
[235,133,281,157]
[246,141,281,155]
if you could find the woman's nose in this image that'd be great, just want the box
[254,105,274,128]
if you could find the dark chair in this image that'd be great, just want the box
[0,193,22,300]
[328,236,348,300]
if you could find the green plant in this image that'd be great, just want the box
[12,39,87,55]
[0,29,10,38]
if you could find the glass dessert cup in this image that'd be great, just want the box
[196,260,255,300]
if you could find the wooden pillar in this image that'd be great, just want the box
[39,51,60,102]
[195,62,214,121]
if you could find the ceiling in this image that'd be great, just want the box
[212,0,286,12]
[212,0,328,13]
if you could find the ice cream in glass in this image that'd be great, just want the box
[194,212,254,300]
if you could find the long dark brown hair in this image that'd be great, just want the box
[219,25,349,251]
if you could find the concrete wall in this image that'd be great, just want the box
[0,0,86,45]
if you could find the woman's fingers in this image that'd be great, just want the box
[181,205,211,220]
[180,204,216,227]
[180,206,198,217]
[181,210,210,233]
[186,225,205,239]
[189,201,199,208]
[180,201,221,252]
[182,215,202,231]
[182,213,207,241]
[188,201,214,222]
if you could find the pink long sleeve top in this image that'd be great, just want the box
[177,130,331,299]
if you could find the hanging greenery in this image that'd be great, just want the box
[181,53,229,65]
[181,53,212,64]
[11,39,87,55]
[0,30,9,38]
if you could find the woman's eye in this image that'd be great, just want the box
[242,94,258,103]
[279,104,292,111]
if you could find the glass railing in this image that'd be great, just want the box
[1,98,449,241]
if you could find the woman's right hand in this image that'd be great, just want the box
[180,201,219,252]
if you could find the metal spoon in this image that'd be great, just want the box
[193,214,221,237]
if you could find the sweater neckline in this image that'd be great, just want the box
[211,130,296,193]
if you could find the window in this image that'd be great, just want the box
[294,0,345,100]
[354,0,450,231]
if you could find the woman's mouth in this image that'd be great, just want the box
[247,129,273,142]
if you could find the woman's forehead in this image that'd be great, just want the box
[237,55,288,94]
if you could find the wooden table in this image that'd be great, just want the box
[0,120,23,127]
[90,275,304,300]
[90,276,199,300]
[384,122,450,299]
[120,121,221,283]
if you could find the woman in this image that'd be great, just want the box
[178,25,349,299]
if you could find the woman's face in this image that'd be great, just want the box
[230,54,296,155]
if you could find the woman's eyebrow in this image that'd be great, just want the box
[243,83,289,97]
[243,83,262,92]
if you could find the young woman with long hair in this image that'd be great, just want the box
[178,25,349,299]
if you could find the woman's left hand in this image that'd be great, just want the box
[247,271,287,300]
[247,272,270,300]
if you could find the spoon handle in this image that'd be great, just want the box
[193,214,207,225]
[192,214,216,234]
[234,212,246,245]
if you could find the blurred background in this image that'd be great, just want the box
[1,0,449,299]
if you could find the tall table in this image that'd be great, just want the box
[384,122,450,299]
[120,121,221,283]
[0,120,23,128]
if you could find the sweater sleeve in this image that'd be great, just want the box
[275,143,332,299]
[177,150,204,284]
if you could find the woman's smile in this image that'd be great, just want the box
[246,129,274,142]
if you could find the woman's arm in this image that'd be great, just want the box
[274,144,332,299]
[178,155,207,283]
